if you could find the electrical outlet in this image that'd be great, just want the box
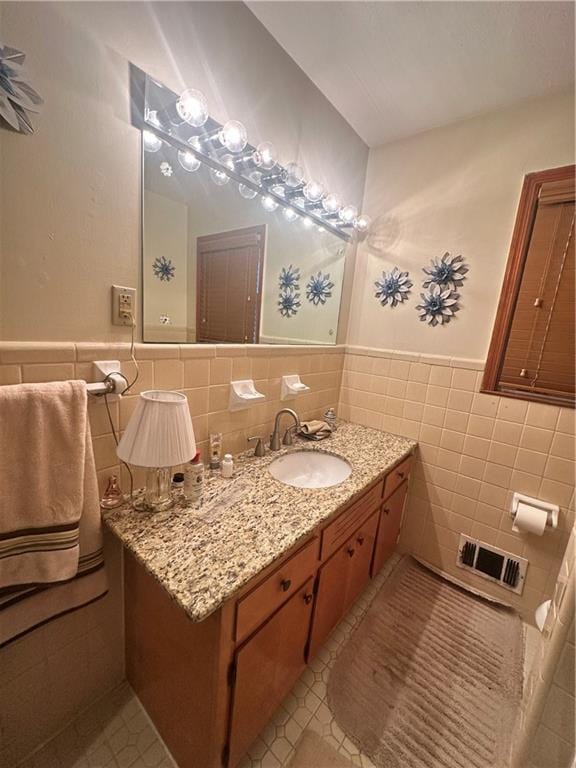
[111,285,136,326]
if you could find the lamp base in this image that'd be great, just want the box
[134,467,173,512]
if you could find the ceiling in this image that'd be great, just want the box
[247,1,575,147]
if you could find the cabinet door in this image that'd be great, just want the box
[371,481,408,576]
[308,543,352,660]
[228,578,315,767]
[345,511,379,610]
[308,512,379,660]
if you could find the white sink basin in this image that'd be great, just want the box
[269,451,351,489]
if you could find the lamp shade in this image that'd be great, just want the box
[117,390,196,468]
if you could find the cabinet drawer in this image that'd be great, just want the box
[383,454,412,500]
[321,479,383,560]
[235,537,319,642]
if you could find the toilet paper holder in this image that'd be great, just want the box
[510,492,559,530]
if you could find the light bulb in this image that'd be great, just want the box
[220,154,236,172]
[282,207,298,222]
[270,184,285,198]
[304,180,325,203]
[143,130,162,153]
[354,214,372,233]
[261,195,278,212]
[339,204,358,224]
[238,171,262,199]
[177,149,201,172]
[322,193,341,214]
[219,120,248,153]
[209,166,230,186]
[176,89,209,127]
[252,141,277,170]
[283,162,305,188]
[302,217,314,229]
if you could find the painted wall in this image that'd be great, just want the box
[0,1,368,342]
[347,90,575,359]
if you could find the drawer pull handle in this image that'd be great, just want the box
[346,547,355,558]
[280,578,292,592]
[384,508,390,515]
[397,471,405,479]
[303,593,313,605]
[357,535,365,545]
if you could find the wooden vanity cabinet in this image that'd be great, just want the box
[308,511,379,660]
[123,452,413,768]
[371,481,408,577]
[228,578,315,767]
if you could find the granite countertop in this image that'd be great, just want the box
[103,421,416,622]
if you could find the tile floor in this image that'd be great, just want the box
[19,554,533,768]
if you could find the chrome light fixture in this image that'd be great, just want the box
[252,141,277,170]
[304,180,325,203]
[143,130,162,153]
[354,214,372,233]
[339,204,358,225]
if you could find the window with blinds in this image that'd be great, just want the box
[483,166,575,408]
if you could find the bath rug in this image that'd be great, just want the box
[288,730,356,768]
[327,557,523,768]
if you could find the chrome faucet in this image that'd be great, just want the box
[270,408,301,451]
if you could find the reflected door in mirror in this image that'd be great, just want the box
[196,225,265,344]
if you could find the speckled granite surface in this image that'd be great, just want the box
[103,422,416,622]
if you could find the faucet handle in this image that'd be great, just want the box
[247,436,266,457]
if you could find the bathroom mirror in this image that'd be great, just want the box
[142,144,346,344]
[137,70,349,345]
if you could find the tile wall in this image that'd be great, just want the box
[338,347,575,621]
[0,341,342,766]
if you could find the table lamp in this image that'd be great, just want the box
[117,390,196,511]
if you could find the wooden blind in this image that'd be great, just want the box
[498,176,575,404]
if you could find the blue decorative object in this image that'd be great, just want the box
[0,44,43,134]
[422,252,468,289]
[416,285,459,326]
[306,272,334,306]
[278,265,301,292]
[278,290,301,318]
[374,267,412,307]
[152,255,175,282]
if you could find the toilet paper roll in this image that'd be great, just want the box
[512,501,548,535]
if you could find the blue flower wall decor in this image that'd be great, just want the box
[279,265,301,292]
[416,285,459,326]
[0,44,43,134]
[152,255,175,282]
[306,272,334,306]
[278,290,301,318]
[374,267,412,307]
[422,252,468,289]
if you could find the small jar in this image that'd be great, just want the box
[221,454,234,479]
[324,407,337,431]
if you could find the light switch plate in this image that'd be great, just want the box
[111,285,136,326]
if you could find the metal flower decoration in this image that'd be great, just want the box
[152,255,175,282]
[422,252,468,289]
[0,43,43,134]
[160,161,173,177]
[278,290,301,318]
[306,272,334,306]
[416,284,460,326]
[278,265,301,292]
[374,267,412,308]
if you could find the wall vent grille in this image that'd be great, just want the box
[456,534,528,595]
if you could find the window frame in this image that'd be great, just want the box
[482,164,575,408]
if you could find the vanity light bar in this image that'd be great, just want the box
[139,73,370,241]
